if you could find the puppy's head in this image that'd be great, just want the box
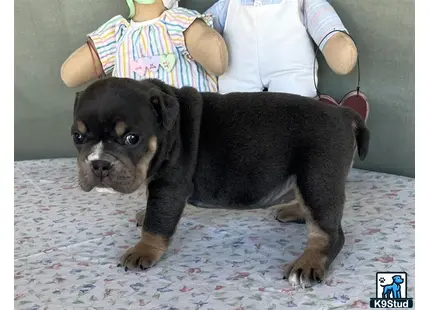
[71,77,179,193]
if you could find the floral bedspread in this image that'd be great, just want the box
[14,159,415,309]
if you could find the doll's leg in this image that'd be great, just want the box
[267,71,317,98]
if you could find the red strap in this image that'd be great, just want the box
[86,39,105,79]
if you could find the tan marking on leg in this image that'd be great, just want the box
[120,137,163,269]
[140,231,169,252]
[76,120,86,134]
[307,222,330,250]
[294,186,330,251]
[284,186,330,287]
[119,231,169,270]
[115,121,126,136]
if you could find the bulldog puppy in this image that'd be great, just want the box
[71,77,369,288]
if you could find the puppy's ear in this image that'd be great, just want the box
[149,90,179,130]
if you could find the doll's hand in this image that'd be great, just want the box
[322,32,357,75]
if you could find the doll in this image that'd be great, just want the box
[61,0,228,92]
[205,0,368,121]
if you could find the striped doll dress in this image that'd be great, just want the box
[88,8,218,92]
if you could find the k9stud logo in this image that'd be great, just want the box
[370,272,413,308]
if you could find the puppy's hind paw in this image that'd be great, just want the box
[275,201,306,224]
[284,249,327,288]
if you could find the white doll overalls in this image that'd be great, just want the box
[219,0,317,96]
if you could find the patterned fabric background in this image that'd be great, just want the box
[14,159,415,309]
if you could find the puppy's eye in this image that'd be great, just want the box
[72,132,86,144]
[124,133,140,146]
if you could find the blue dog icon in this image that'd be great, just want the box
[381,275,404,299]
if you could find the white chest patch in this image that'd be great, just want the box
[95,187,117,194]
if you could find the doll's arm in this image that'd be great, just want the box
[184,19,228,76]
[60,42,103,88]
[303,0,357,75]
[60,16,125,88]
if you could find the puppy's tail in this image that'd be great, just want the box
[345,109,370,161]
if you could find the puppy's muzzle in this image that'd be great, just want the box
[90,160,112,178]
[87,152,117,180]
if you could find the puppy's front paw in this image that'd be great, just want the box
[135,209,146,227]
[118,240,166,271]
[118,232,169,271]
[284,249,327,288]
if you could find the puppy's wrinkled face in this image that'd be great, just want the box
[71,78,178,193]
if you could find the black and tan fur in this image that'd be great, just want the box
[71,77,370,287]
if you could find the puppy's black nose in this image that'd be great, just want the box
[90,160,112,177]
